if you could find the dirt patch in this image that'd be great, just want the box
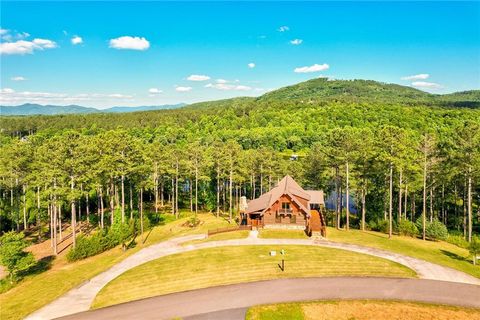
[301,300,480,320]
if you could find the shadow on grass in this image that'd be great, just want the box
[441,249,469,262]
[26,255,56,276]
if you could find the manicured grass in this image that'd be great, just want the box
[0,212,232,320]
[258,229,309,239]
[325,227,480,279]
[182,230,250,246]
[246,300,480,320]
[92,245,415,309]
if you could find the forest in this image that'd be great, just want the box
[1,78,479,259]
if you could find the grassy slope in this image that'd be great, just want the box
[0,212,232,320]
[259,227,480,278]
[182,230,250,246]
[246,300,480,320]
[92,245,415,309]
[326,227,480,278]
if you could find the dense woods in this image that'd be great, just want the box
[1,79,479,258]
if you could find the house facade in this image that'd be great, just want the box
[243,175,326,236]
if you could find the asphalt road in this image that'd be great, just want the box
[58,277,480,320]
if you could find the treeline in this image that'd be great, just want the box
[1,84,479,255]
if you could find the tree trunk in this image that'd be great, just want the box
[429,187,434,222]
[22,184,27,230]
[154,162,158,214]
[58,204,62,241]
[71,176,77,248]
[86,191,90,224]
[100,187,104,229]
[216,168,220,218]
[404,183,408,220]
[53,199,57,255]
[37,186,42,241]
[335,166,340,229]
[388,163,393,239]
[121,175,125,223]
[345,161,350,231]
[229,167,233,223]
[361,187,366,232]
[195,160,198,219]
[468,166,472,242]
[129,184,133,214]
[175,160,179,219]
[422,153,427,240]
[171,177,175,216]
[140,187,144,243]
[189,179,193,212]
[398,169,402,222]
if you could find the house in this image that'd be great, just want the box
[243,175,326,236]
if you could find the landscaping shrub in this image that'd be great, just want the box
[426,219,448,241]
[415,217,448,241]
[398,220,418,237]
[366,219,389,233]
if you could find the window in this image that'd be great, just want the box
[275,211,281,223]
[282,202,290,211]
[290,214,296,224]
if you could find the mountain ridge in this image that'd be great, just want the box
[0,103,186,116]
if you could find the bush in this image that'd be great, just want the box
[398,220,418,237]
[426,219,448,241]
[415,217,448,241]
[366,219,388,233]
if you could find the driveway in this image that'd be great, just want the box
[58,277,480,320]
[25,231,480,320]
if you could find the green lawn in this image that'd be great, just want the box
[0,212,232,320]
[325,227,480,279]
[92,245,415,309]
[246,300,480,320]
[259,229,309,239]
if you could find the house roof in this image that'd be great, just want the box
[305,190,324,204]
[245,175,323,215]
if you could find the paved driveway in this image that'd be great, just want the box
[58,277,480,320]
[26,231,480,320]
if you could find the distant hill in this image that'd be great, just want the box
[0,103,186,116]
[256,78,480,108]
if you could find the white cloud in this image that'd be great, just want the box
[216,79,228,84]
[278,26,290,32]
[148,88,162,94]
[71,36,83,45]
[11,76,26,81]
[32,38,56,48]
[294,63,330,73]
[401,74,429,81]
[205,83,252,91]
[0,29,8,35]
[290,39,303,45]
[175,86,192,92]
[0,89,134,105]
[187,74,210,81]
[248,62,256,69]
[411,81,442,89]
[109,36,150,50]
[0,38,57,55]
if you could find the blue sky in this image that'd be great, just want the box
[1,1,479,108]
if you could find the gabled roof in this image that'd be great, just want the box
[245,175,320,215]
[305,190,324,205]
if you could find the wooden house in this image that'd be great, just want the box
[244,175,326,236]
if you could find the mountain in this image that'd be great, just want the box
[256,78,480,108]
[0,103,186,116]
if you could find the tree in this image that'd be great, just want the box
[469,236,480,265]
[0,232,36,282]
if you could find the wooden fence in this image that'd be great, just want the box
[207,225,252,236]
